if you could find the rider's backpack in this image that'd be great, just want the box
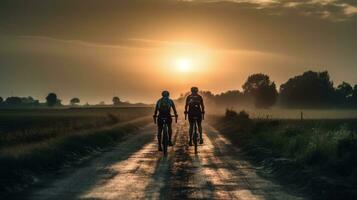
[188,95,202,114]
[158,98,171,115]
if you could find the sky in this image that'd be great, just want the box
[0,0,356,104]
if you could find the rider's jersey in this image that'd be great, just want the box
[186,94,204,116]
[155,97,175,117]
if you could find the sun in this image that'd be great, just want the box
[175,58,192,72]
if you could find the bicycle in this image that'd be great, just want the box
[154,115,177,156]
[185,114,204,154]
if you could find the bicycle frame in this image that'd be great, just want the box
[192,117,199,154]
[185,114,200,154]
[161,117,169,156]
[155,115,177,156]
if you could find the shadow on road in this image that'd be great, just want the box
[204,125,305,200]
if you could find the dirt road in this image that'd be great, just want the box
[27,122,306,200]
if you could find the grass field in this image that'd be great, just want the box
[211,110,357,199]
[0,107,153,195]
[0,107,152,149]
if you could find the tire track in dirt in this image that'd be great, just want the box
[25,121,306,200]
[167,122,306,200]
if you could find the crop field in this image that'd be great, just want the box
[0,107,153,133]
[0,107,153,194]
[0,107,152,148]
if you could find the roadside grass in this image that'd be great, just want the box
[0,117,151,195]
[0,107,152,195]
[210,109,357,199]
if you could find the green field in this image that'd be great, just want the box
[211,110,357,199]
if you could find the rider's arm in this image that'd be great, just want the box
[200,96,205,113]
[154,100,159,117]
[184,96,189,114]
[171,100,178,116]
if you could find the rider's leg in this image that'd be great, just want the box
[157,123,163,151]
[197,119,203,144]
[189,119,194,145]
[168,120,173,146]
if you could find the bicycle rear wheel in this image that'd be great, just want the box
[193,122,198,154]
[162,124,168,155]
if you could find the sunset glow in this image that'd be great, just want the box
[1,0,357,104]
[175,58,192,73]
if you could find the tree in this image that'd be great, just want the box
[5,97,22,105]
[112,96,121,106]
[70,97,80,106]
[242,73,278,108]
[352,85,357,107]
[0,97,3,104]
[2,96,39,107]
[215,90,249,107]
[336,82,353,106]
[46,93,59,107]
[337,82,353,98]
[279,71,335,108]
[21,96,39,105]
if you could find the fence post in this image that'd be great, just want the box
[300,111,303,121]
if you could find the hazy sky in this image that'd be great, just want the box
[0,0,356,104]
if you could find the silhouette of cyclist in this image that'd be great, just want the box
[153,91,178,151]
[185,87,205,146]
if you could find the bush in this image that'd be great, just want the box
[223,109,252,134]
[107,113,120,123]
[225,109,250,122]
[225,109,238,119]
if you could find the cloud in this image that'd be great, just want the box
[12,35,201,51]
[342,3,357,16]
[193,0,357,20]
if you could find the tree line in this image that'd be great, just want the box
[177,70,357,109]
[0,93,145,108]
[1,70,356,109]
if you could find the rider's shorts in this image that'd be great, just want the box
[157,116,172,127]
[188,114,202,124]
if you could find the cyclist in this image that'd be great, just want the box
[184,87,205,146]
[153,90,178,151]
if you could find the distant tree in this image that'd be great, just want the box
[214,90,249,107]
[112,96,121,106]
[242,73,278,108]
[2,96,39,107]
[279,71,335,108]
[70,97,80,106]
[0,97,3,104]
[5,97,22,105]
[46,93,59,107]
[352,85,357,107]
[335,82,353,106]
[336,82,353,98]
[22,96,39,105]
[99,101,106,106]
[200,91,215,105]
